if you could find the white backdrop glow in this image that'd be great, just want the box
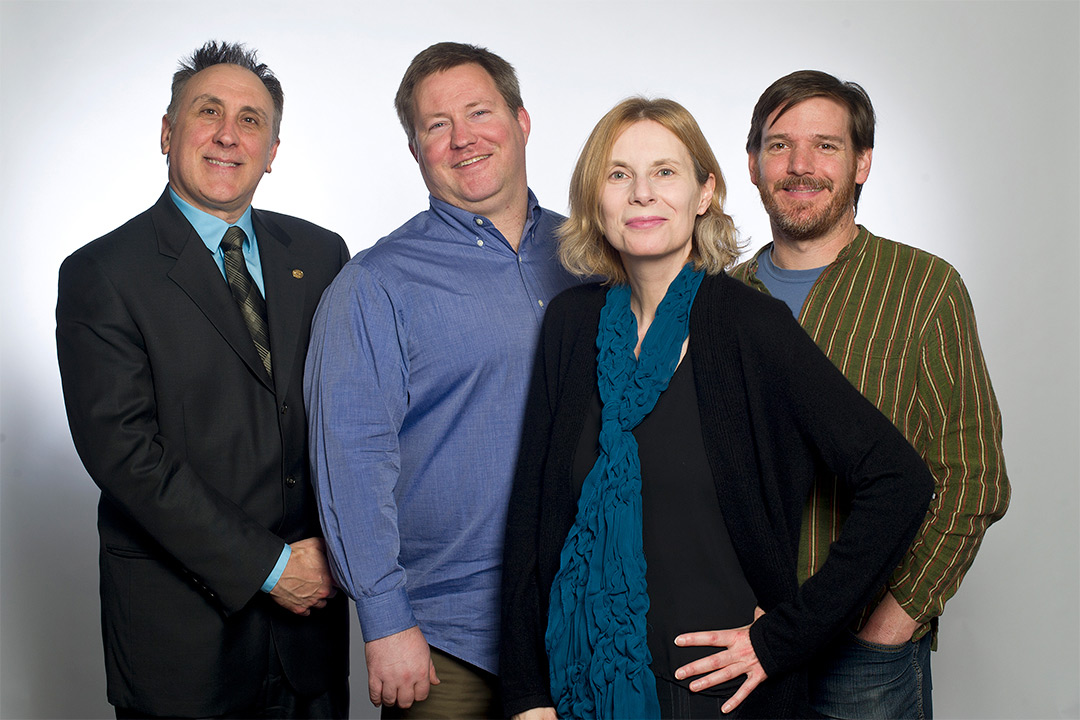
[1,1,1077,718]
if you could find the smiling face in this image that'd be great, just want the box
[749,96,871,243]
[600,120,714,276]
[409,63,530,222]
[161,63,279,224]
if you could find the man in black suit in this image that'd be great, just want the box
[56,41,349,718]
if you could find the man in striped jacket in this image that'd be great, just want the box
[730,70,1010,720]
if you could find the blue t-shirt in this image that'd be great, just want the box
[756,245,827,317]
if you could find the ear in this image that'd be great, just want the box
[516,107,531,146]
[748,152,760,187]
[855,147,872,184]
[160,115,172,156]
[408,138,420,163]
[265,138,280,173]
[698,173,716,215]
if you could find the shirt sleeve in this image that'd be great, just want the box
[261,544,292,593]
[303,262,417,641]
[888,275,1011,623]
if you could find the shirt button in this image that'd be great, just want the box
[474,218,484,226]
[280,403,288,414]
[538,299,544,308]
[476,239,484,247]
[285,476,297,488]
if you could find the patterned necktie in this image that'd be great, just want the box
[220,226,273,380]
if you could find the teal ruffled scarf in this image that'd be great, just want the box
[546,263,705,719]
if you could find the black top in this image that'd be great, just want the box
[571,351,757,698]
[500,276,935,718]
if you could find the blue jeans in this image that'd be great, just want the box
[809,631,933,719]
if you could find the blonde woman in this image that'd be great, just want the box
[500,98,933,719]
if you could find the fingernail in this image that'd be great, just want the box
[675,670,684,680]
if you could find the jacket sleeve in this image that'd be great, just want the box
[499,293,577,718]
[735,295,936,676]
[56,251,285,614]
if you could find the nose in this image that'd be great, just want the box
[213,115,239,147]
[630,175,655,205]
[787,145,814,175]
[450,122,476,149]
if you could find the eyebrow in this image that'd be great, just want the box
[763,131,846,145]
[609,157,685,168]
[419,98,497,122]
[190,93,271,122]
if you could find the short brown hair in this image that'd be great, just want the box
[394,42,523,147]
[747,70,875,206]
[559,97,740,284]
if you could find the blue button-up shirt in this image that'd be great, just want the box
[304,192,580,673]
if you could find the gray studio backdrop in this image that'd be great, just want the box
[1,1,1077,718]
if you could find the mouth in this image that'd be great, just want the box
[777,179,831,195]
[626,216,667,229]
[206,158,240,168]
[454,154,491,169]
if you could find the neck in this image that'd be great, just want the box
[624,252,691,342]
[770,212,860,270]
[479,183,530,252]
[494,211,527,252]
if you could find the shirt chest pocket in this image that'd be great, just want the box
[836,334,918,416]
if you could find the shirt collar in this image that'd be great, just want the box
[833,224,871,263]
[169,187,256,253]
[427,189,541,245]
[749,224,871,272]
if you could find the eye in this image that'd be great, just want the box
[471,109,490,118]
[428,121,447,132]
[769,141,788,151]
[657,168,675,177]
[200,107,219,117]
[609,170,628,181]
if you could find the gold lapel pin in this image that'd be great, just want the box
[292,269,304,279]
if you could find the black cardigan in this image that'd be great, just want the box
[500,273,935,718]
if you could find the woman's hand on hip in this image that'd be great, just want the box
[673,607,766,714]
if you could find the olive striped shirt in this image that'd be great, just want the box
[730,226,1010,643]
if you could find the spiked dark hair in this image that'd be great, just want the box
[166,41,284,139]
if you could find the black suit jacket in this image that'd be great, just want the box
[56,189,350,716]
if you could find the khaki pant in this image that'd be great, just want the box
[381,647,502,719]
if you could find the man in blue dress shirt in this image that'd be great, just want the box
[304,42,580,718]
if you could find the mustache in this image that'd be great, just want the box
[774,177,834,192]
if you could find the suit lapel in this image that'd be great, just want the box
[152,190,274,392]
[253,210,302,400]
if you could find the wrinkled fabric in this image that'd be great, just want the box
[546,264,704,719]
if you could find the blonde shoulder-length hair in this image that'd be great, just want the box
[558,97,741,284]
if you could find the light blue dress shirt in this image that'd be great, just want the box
[169,187,265,294]
[304,192,581,673]
[169,187,290,593]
